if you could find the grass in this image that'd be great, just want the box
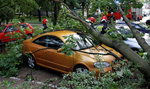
[12,16,51,24]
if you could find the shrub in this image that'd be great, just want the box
[59,60,146,89]
[0,41,23,77]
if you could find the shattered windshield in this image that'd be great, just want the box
[64,33,94,50]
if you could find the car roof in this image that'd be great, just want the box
[0,24,13,26]
[44,30,76,36]
[33,30,77,40]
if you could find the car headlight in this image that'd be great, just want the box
[94,62,111,68]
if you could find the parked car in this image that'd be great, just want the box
[116,22,150,34]
[0,23,34,45]
[107,26,133,39]
[124,33,150,51]
[23,30,122,74]
[146,20,150,25]
[107,25,150,51]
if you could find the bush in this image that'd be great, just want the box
[59,60,146,89]
[0,28,26,77]
[0,42,22,77]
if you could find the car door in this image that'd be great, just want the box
[19,23,33,34]
[33,35,74,72]
[2,26,19,42]
[0,25,7,43]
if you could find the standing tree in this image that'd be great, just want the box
[0,0,15,24]
[35,0,53,22]
[0,0,38,24]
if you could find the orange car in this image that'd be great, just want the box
[23,30,122,74]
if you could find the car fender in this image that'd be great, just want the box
[73,62,91,71]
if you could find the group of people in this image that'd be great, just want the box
[87,13,110,34]
[42,13,110,34]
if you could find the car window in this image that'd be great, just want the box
[33,35,64,49]
[5,26,18,32]
[0,26,6,32]
[133,24,141,29]
[20,24,28,29]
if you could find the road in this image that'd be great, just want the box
[0,66,63,88]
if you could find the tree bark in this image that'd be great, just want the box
[82,2,85,17]
[46,10,49,17]
[53,1,58,25]
[38,9,41,22]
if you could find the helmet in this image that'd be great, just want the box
[88,17,96,23]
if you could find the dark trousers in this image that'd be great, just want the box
[43,24,48,30]
[101,22,107,34]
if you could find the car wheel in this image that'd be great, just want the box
[0,41,4,46]
[27,55,36,68]
[74,66,88,73]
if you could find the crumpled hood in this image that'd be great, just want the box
[75,46,117,63]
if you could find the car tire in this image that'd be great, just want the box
[27,55,37,68]
[0,41,5,46]
[146,20,150,25]
[74,65,88,73]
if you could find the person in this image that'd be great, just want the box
[86,17,96,28]
[100,14,108,34]
[42,18,48,30]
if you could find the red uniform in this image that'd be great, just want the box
[113,12,122,20]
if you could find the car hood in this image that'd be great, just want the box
[124,38,150,49]
[75,45,121,63]
[124,38,141,49]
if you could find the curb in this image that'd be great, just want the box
[9,77,58,88]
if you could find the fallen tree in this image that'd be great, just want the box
[59,2,150,84]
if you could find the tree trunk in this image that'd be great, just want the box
[6,19,9,24]
[86,4,89,17]
[53,1,57,25]
[82,2,85,17]
[38,9,41,22]
[29,11,32,20]
[46,10,49,17]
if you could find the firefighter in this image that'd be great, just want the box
[42,18,48,30]
[100,14,108,34]
[86,17,96,28]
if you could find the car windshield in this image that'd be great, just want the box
[0,26,6,32]
[132,24,141,29]
[64,33,94,50]
[20,24,28,29]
